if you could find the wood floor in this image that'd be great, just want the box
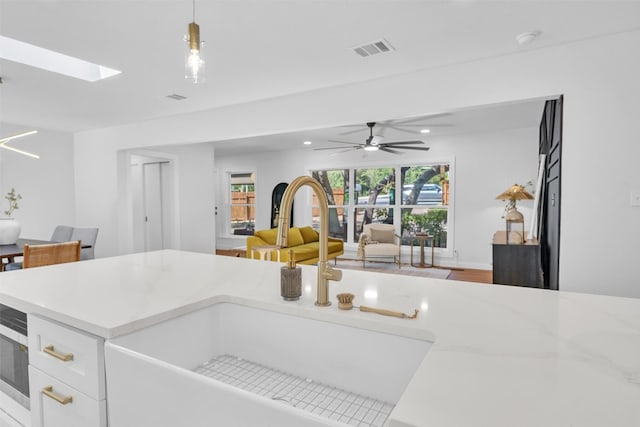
[446,268,492,284]
[216,249,493,284]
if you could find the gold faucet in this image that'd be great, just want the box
[276,176,342,306]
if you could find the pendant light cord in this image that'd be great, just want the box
[193,0,196,22]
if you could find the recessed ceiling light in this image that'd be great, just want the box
[0,35,121,82]
[420,129,431,134]
[303,140,312,145]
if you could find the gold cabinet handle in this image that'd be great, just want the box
[42,386,73,405]
[43,345,74,362]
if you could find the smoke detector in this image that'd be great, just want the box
[516,31,541,46]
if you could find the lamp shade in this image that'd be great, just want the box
[495,184,534,201]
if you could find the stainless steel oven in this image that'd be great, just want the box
[0,304,29,411]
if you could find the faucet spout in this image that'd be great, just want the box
[276,176,342,306]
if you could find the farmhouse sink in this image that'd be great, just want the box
[105,302,432,427]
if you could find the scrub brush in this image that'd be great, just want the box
[336,293,418,319]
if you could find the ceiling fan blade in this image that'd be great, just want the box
[314,146,356,151]
[392,113,452,125]
[379,125,421,135]
[329,147,361,156]
[397,123,454,127]
[327,139,361,145]
[337,128,367,136]
[384,145,430,151]
[379,147,401,155]
[381,140,424,145]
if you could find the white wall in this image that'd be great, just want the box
[215,127,539,270]
[160,143,216,254]
[214,149,315,251]
[75,138,215,257]
[75,30,640,298]
[0,124,75,239]
[128,154,174,253]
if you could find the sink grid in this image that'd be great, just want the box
[193,354,394,427]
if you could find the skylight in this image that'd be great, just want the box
[0,35,121,82]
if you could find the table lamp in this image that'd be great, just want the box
[496,184,534,244]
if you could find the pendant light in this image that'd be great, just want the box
[185,0,205,83]
[0,130,39,159]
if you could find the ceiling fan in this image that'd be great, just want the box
[337,113,453,136]
[315,122,430,155]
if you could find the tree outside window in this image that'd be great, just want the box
[354,167,395,241]
[400,165,449,247]
[312,163,450,248]
[311,169,349,240]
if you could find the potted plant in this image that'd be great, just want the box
[0,188,22,245]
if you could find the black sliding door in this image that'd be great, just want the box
[538,96,563,290]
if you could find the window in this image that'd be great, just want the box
[400,165,449,248]
[354,167,395,242]
[312,163,451,249]
[229,172,255,236]
[310,169,349,240]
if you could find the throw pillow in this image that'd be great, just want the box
[299,226,319,243]
[287,228,305,247]
[255,228,278,245]
[369,227,395,243]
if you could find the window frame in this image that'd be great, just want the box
[310,159,454,256]
[227,171,256,237]
[309,169,350,241]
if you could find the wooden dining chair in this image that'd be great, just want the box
[23,241,81,269]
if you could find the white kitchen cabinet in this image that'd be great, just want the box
[27,315,106,427]
[0,409,24,427]
[28,367,106,427]
[27,315,105,400]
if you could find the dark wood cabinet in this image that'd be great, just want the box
[492,232,543,288]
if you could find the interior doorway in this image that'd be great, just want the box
[127,153,178,253]
[538,96,563,290]
[143,161,170,251]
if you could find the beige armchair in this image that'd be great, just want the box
[357,224,401,268]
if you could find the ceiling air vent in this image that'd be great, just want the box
[352,39,395,58]
[166,94,187,101]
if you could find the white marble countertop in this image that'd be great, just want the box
[0,250,639,426]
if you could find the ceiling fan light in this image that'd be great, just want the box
[420,129,431,134]
[364,145,379,152]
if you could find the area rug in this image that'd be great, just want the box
[336,258,451,279]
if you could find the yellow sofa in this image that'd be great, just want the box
[246,226,343,264]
